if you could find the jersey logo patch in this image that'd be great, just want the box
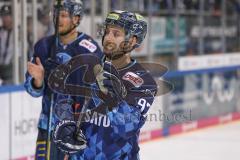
[79,39,97,52]
[56,52,72,64]
[122,72,144,88]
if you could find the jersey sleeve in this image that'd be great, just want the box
[24,74,45,97]
[107,85,157,139]
[24,37,49,97]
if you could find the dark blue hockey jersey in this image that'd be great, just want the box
[24,33,103,130]
[71,60,157,160]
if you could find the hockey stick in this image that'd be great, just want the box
[48,54,172,124]
[46,0,62,159]
[48,54,117,137]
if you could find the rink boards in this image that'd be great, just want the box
[1,62,240,159]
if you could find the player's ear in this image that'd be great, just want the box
[130,36,137,47]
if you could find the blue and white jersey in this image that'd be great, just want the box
[73,60,157,160]
[24,33,103,130]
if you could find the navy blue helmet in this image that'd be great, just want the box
[104,10,147,48]
[54,0,84,17]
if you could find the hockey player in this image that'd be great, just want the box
[53,10,158,159]
[24,0,103,159]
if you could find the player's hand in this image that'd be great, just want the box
[96,61,127,103]
[27,57,44,88]
[53,120,87,155]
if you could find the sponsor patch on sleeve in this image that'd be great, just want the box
[79,39,97,52]
[122,72,144,88]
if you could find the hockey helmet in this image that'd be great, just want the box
[54,0,84,17]
[104,10,147,48]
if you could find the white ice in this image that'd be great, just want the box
[140,120,240,160]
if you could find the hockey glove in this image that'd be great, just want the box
[96,61,127,104]
[53,120,87,155]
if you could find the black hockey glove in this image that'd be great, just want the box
[96,61,127,104]
[52,120,87,155]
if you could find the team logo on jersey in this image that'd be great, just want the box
[122,72,144,88]
[56,52,72,64]
[79,39,97,52]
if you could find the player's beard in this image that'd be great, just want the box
[103,41,121,60]
[103,41,118,54]
[59,23,76,36]
[103,40,134,60]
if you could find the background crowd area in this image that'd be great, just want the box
[0,0,240,85]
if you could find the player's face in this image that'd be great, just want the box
[103,25,125,56]
[58,10,76,35]
[1,15,12,30]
